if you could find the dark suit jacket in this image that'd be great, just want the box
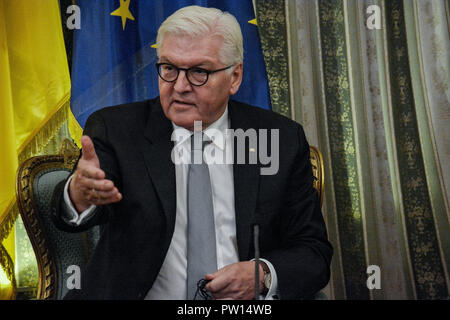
[52,97,333,300]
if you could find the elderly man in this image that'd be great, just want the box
[52,6,332,300]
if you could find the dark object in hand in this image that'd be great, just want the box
[194,279,213,300]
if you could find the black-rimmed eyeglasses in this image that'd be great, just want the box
[156,63,233,86]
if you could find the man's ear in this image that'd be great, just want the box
[229,63,243,95]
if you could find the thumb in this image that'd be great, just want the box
[81,135,99,165]
[205,273,215,281]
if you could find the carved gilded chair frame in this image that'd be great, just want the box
[15,139,79,299]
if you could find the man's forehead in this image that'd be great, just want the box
[158,34,223,66]
[163,32,222,43]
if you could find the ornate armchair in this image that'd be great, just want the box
[309,145,324,208]
[309,145,327,300]
[15,139,99,299]
[15,138,325,300]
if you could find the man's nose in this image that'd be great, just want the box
[173,70,192,92]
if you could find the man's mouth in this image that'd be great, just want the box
[173,100,195,107]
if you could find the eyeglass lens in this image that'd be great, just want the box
[159,64,208,86]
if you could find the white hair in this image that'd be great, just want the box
[156,6,244,66]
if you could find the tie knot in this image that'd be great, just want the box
[191,132,211,151]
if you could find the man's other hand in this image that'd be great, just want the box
[69,135,122,213]
[204,261,264,300]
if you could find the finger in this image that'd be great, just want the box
[205,273,231,293]
[77,176,115,192]
[85,188,122,205]
[79,165,105,180]
[81,135,100,164]
[88,194,122,206]
[85,188,120,200]
[205,267,230,292]
[208,267,226,279]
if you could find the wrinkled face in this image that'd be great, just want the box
[158,34,243,130]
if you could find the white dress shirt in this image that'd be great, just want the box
[62,107,278,299]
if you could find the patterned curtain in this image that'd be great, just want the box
[255,0,449,299]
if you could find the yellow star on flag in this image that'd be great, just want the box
[111,0,135,30]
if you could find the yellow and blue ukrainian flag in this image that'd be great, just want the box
[70,0,272,130]
[0,0,71,299]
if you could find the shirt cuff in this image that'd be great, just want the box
[252,258,280,300]
[62,175,97,226]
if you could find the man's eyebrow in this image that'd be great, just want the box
[187,62,217,70]
[157,57,215,68]
[192,63,213,69]
[158,57,172,63]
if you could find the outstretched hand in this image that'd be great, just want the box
[68,135,122,213]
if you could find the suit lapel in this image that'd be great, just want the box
[229,101,261,261]
[137,99,261,260]
[138,99,177,235]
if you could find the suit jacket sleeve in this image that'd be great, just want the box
[263,124,333,299]
[51,111,120,232]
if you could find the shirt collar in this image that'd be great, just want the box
[171,106,229,150]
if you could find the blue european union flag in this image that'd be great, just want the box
[71,0,272,128]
